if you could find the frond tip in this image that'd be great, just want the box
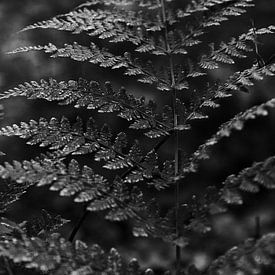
[208,233,275,275]
[183,98,275,176]
[221,155,275,205]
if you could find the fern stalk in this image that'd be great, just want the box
[160,0,181,272]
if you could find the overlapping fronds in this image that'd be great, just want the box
[0,116,179,189]
[173,0,254,55]
[2,0,275,273]
[207,233,275,275]
[20,0,255,58]
[178,0,254,19]
[183,98,275,176]
[0,78,173,138]
[0,156,178,243]
[20,3,168,56]
[0,231,156,275]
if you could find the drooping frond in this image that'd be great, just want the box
[0,157,146,222]
[199,26,275,70]
[186,62,275,125]
[8,42,169,90]
[221,155,275,205]
[207,233,275,275]
[182,98,275,176]
[0,78,173,138]
[0,231,156,274]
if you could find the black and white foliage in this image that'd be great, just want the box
[0,0,275,274]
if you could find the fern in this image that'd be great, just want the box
[0,225,154,274]
[0,79,173,138]
[207,233,275,275]
[1,0,275,274]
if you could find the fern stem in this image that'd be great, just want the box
[68,206,89,242]
[120,135,170,178]
[4,257,13,275]
[160,0,181,273]
[254,216,261,240]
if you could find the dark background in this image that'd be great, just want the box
[0,0,275,272]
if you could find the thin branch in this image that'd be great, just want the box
[68,205,89,242]
[254,216,261,240]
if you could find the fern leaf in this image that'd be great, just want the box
[0,179,32,214]
[199,26,275,70]
[22,209,69,237]
[9,42,168,89]
[0,157,146,222]
[0,117,173,191]
[0,117,157,171]
[221,155,275,205]
[208,233,275,275]
[173,0,254,54]
[0,231,153,274]
[188,62,275,125]
[20,6,167,56]
[177,0,254,19]
[0,157,172,242]
[0,78,172,138]
[183,98,275,176]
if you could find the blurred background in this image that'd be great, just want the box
[0,0,275,273]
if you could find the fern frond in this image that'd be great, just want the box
[220,62,275,95]
[8,42,169,90]
[208,233,275,275]
[20,5,167,56]
[0,231,155,274]
[0,117,140,168]
[0,78,173,138]
[22,209,69,237]
[0,116,178,190]
[0,180,32,214]
[173,0,254,54]
[0,156,176,243]
[186,61,275,128]
[221,155,275,205]
[183,98,275,176]
[200,26,275,70]
[76,0,134,9]
[0,157,146,221]
[177,0,254,19]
